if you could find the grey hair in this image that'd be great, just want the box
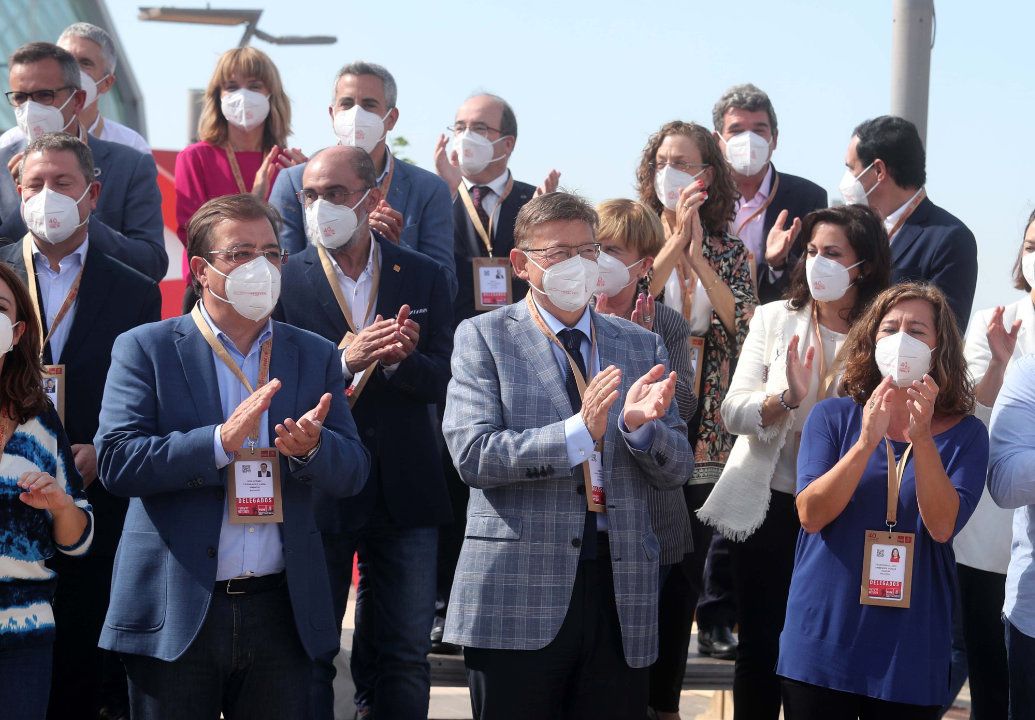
[514,191,598,248]
[9,42,81,91]
[468,93,518,139]
[333,61,397,108]
[19,133,95,184]
[712,83,778,135]
[59,22,118,73]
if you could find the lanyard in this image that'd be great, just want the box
[378,153,396,199]
[190,303,272,445]
[524,293,597,398]
[0,413,17,457]
[886,188,927,240]
[734,171,781,237]
[883,438,913,529]
[810,304,847,399]
[22,236,85,357]
[316,241,381,334]
[675,261,699,323]
[458,174,514,257]
[225,145,249,194]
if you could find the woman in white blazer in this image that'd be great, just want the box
[955,210,1035,719]
[698,204,891,720]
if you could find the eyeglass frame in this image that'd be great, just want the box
[522,242,601,265]
[649,159,710,174]
[446,122,505,138]
[295,185,373,208]
[205,246,289,266]
[4,86,76,107]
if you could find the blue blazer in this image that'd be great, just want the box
[94,315,370,661]
[275,236,454,531]
[890,196,977,331]
[268,154,457,298]
[0,135,168,282]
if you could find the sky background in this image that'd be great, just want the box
[66,1,1035,316]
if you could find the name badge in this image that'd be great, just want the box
[43,365,66,424]
[585,446,606,513]
[860,530,914,608]
[228,447,284,524]
[473,257,512,311]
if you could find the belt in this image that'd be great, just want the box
[215,571,286,596]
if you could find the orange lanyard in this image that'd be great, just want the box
[22,236,85,356]
[886,188,927,239]
[316,242,381,334]
[525,294,597,397]
[225,145,249,194]
[884,439,913,529]
[734,172,781,237]
[810,305,847,399]
[458,174,514,257]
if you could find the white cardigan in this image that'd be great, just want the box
[955,297,1035,574]
[698,299,821,540]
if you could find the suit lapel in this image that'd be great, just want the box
[305,252,351,336]
[375,238,404,319]
[509,302,573,421]
[386,159,410,218]
[494,183,534,256]
[268,326,299,442]
[59,246,109,364]
[174,316,224,426]
[890,197,932,266]
[594,312,623,476]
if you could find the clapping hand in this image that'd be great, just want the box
[765,209,801,268]
[630,293,655,331]
[858,376,895,450]
[986,305,1021,366]
[784,335,815,408]
[275,392,331,458]
[379,304,421,366]
[905,374,940,442]
[221,380,282,454]
[252,146,307,200]
[623,364,677,432]
[370,201,403,243]
[581,365,622,442]
[534,169,561,197]
[433,134,462,195]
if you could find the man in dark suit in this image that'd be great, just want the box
[0,42,167,282]
[841,115,977,330]
[95,193,369,719]
[2,132,161,720]
[276,146,453,719]
[712,84,828,305]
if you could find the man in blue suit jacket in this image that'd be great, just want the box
[268,61,457,298]
[842,115,978,330]
[0,43,167,282]
[95,193,369,719]
[276,146,453,719]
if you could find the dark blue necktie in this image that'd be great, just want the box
[557,327,597,560]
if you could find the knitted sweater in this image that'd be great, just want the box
[0,407,93,649]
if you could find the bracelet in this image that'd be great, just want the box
[778,390,799,412]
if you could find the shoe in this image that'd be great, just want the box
[429,615,461,655]
[697,624,738,660]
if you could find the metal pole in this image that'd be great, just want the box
[890,0,935,146]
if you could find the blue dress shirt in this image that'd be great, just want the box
[32,237,88,362]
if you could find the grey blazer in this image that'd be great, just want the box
[442,300,692,668]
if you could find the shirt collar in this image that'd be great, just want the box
[33,236,89,273]
[533,295,593,340]
[377,150,393,185]
[197,298,273,358]
[884,186,926,233]
[332,231,380,284]
[737,164,774,210]
[463,168,511,195]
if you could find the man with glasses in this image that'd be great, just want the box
[0,42,166,282]
[269,61,457,298]
[95,192,369,719]
[442,192,692,718]
[276,145,453,719]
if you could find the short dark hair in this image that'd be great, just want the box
[186,194,282,292]
[1012,207,1035,292]
[19,133,94,185]
[712,83,778,135]
[474,93,517,139]
[514,192,597,248]
[9,42,81,90]
[784,205,892,323]
[853,115,926,189]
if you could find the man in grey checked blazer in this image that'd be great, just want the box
[442,192,692,719]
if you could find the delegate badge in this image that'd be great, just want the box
[228,447,284,524]
[860,530,915,608]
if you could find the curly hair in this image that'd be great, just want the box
[0,263,48,424]
[785,205,892,322]
[198,47,291,151]
[635,121,739,235]
[840,283,974,416]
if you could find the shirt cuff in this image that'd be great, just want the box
[564,414,595,468]
[382,362,400,378]
[213,425,234,469]
[620,417,656,450]
[767,266,785,281]
[340,350,354,382]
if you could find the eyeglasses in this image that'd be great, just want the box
[5,87,75,106]
[447,122,503,137]
[207,246,288,265]
[296,187,370,207]
[524,243,601,265]
[650,160,709,174]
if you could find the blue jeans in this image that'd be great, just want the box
[0,641,52,720]
[312,522,438,719]
[122,583,312,720]
[1006,618,1035,720]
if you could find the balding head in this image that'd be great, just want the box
[300,145,381,251]
[457,93,517,139]
[305,145,376,190]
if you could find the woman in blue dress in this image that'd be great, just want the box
[778,282,988,719]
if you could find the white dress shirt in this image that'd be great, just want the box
[463,168,511,230]
[733,164,775,262]
[335,236,399,383]
[884,187,926,243]
[32,238,88,362]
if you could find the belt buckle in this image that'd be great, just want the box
[225,577,248,596]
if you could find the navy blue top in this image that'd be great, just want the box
[777,396,988,706]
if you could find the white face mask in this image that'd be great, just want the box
[525,253,600,313]
[805,255,863,302]
[454,130,507,176]
[21,185,91,245]
[874,331,934,388]
[333,106,390,154]
[839,162,880,206]
[1022,251,1035,289]
[654,165,706,212]
[15,95,77,142]
[79,69,110,110]
[221,88,270,132]
[304,190,370,250]
[723,131,771,176]
[205,255,281,322]
[0,314,20,355]
[595,250,642,297]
